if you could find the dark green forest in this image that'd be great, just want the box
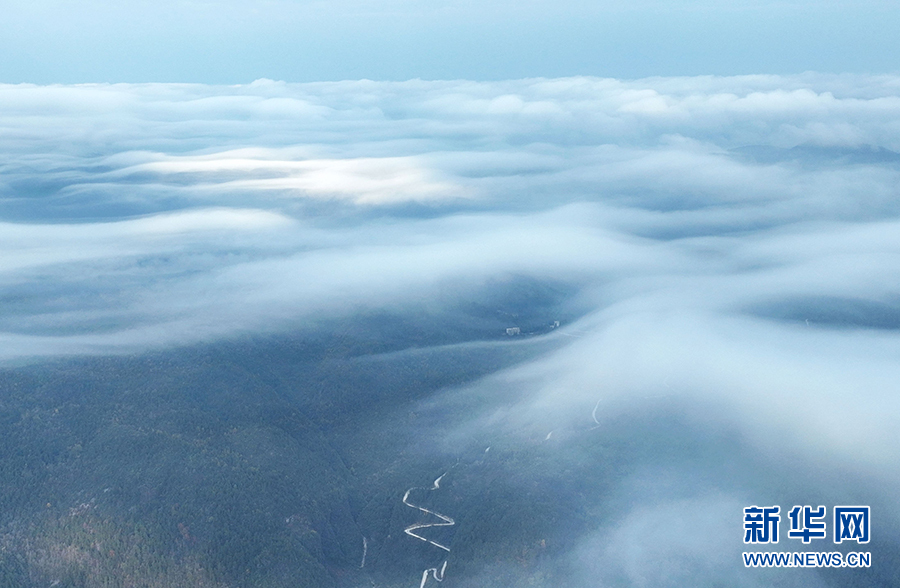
[0,278,587,587]
[0,278,896,588]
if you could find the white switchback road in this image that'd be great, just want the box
[403,472,455,587]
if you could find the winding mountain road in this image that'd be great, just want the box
[403,472,455,587]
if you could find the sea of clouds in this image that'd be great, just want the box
[2,74,900,585]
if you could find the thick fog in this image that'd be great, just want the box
[2,75,899,585]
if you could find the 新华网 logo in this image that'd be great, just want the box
[742,504,871,569]
[744,505,870,545]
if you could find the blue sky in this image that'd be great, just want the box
[2,0,898,83]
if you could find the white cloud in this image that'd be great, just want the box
[111,152,466,204]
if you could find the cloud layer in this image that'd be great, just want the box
[2,75,900,584]
[3,75,900,351]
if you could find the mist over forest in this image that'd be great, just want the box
[1,75,899,587]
